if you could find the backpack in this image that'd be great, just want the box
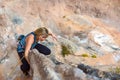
[17,35,25,41]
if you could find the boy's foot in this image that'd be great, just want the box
[23,72,30,76]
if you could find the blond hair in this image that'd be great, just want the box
[34,27,49,37]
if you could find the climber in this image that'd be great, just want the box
[17,27,57,76]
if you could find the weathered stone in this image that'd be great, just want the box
[29,49,88,80]
[0,0,120,80]
[29,49,61,80]
[78,64,120,80]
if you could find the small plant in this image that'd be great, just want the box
[91,54,97,58]
[109,67,120,74]
[61,44,71,57]
[115,67,120,74]
[63,15,66,18]
[81,53,89,57]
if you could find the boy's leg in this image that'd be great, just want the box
[34,43,51,55]
[17,52,30,75]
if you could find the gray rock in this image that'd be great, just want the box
[29,49,88,80]
[78,64,120,80]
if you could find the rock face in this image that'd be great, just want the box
[29,49,87,80]
[0,0,120,80]
[28,49,108,80]
[29,49,120,80]
[78,64,120,80]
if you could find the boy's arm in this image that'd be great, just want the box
[24,34,34,63]
[47,28,57,41]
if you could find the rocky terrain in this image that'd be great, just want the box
[0,0,120,80]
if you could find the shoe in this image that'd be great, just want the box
[23,72,30,76]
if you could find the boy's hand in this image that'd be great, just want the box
[49,33,57,41]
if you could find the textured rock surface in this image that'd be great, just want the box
[0,0,120,80]
[28,49,120,80]
[29,49,87,80]
[78,64,120,80]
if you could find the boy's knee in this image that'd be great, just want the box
[46,49,51,55]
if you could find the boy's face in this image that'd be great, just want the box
[38,35,47,41]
